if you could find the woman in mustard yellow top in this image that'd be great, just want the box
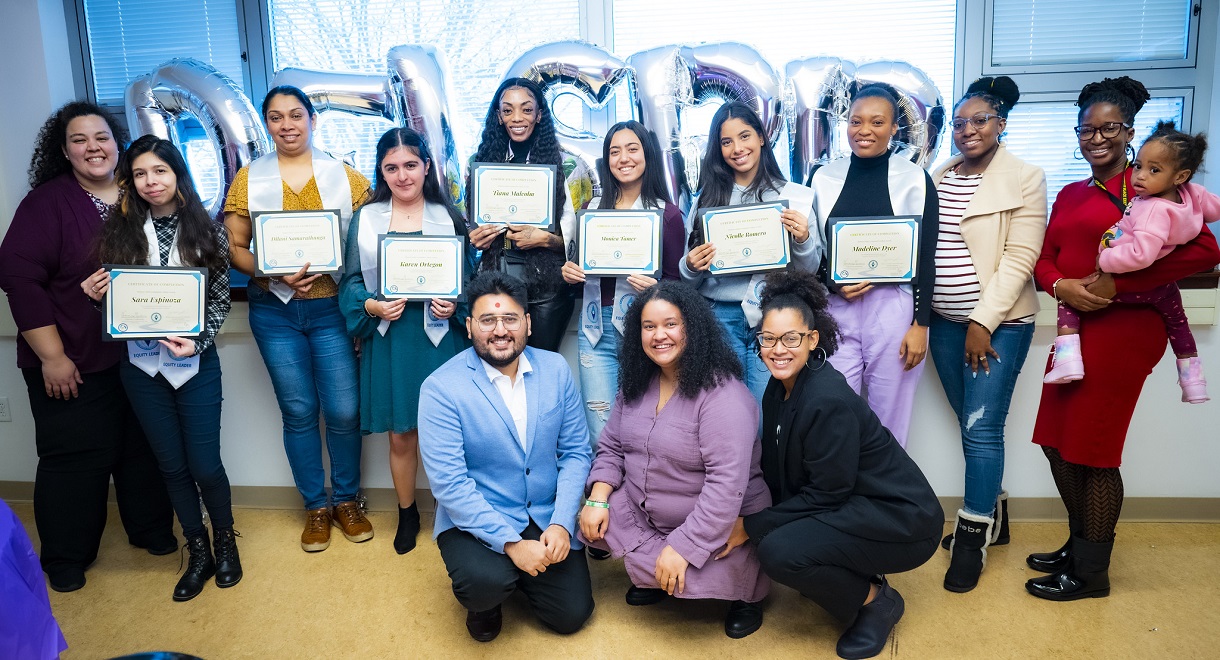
[224,86,373,553]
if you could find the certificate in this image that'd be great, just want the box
[470,163,556,228]
[577,209,662,277]
[699,201,791,276]
[251,210,343,276]
[829,215,920,284]
[378,234,465,300]
[103,266,207,340]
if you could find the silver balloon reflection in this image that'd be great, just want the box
[502,41,633,196]
[785,57,854,186]
[270,67,398,122]
[388,45,465,207]
[124,58,268,217]
[854,61,945,168]
[627,45,688,209]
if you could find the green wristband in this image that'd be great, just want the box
[584,499,609,509]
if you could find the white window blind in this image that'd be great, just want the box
[268,0,582,179]
[1002,97,1185,209]
[991,0,1192,67]
[83,0,245,105]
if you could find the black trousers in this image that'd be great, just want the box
[755,517,939,624]
[525,293,574,353]
[22,364,174,578]
[437,522,594,635]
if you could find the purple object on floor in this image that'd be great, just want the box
[0,498,68,659]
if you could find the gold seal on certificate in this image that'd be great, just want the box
[378,235,465,300]
[470,163,557,228]
[252,209,343,276]
[829,215,920,284]
[699,201,791,276]
[104,266,207,340]
[577,209,662,277]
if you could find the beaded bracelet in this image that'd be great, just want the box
[583,499,609,509]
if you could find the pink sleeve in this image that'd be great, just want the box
[1098,203,1173,273]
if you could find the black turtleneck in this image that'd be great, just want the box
[505,132,537,164]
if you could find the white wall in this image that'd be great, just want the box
[2,3,1218,502]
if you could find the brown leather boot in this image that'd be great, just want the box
[332,501,374,543]
[301,507,332,552]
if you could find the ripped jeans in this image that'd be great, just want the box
[929,314,1034,517]
[577,306,619,447]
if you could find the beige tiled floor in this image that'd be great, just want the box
[11,502,1220,659]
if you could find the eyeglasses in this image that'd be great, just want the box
[950,113,1001,132]
[1074,122,1130,140]
[755,331,815,349]
[475,314,522,332]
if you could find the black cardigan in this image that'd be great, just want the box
[743,360,943,544]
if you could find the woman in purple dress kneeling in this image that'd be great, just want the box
[578,280,771,639]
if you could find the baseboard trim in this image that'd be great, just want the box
[2,482,1215,522]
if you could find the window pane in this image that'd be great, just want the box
[267,0,581,179]
[1003,97,1185,209]
[992,0,1191,66]
[84,0,245,105]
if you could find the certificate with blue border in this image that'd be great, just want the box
[577,209,662,277]
[470,163,557,228]
[829,215,919,284]
[699,201,791,276]
[103,265,206,340]
[377,234,465,300]
[251,209,342,276]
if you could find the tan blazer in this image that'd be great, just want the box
[932,145,1047,331]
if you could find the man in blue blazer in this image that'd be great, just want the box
[418,271,594,643]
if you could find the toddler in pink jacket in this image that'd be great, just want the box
[1046,121,1218,403]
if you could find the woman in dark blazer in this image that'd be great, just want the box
[718,269,942,660]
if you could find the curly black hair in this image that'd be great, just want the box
[1142,120,1208,183]
[956,76,1021,118]
[617,280,743,403]
[28,100,129,190]
[1076,76,1150,124]
[758,269,840,358]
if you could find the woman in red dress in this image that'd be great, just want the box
[1026,77,1220,601]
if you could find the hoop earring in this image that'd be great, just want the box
[807,346,828,370]
[1126,145,1136,162]
[1072,147,1084,161]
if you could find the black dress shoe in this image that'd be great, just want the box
[836,578,905,660]
[587,547,611,561]
[466,605,502,642]
[1026,537,1072,573]
[173,535,216,602]
[213,528,243,588]
[625,586,667,606]
[724,600,763,639]
[48,568,86,593]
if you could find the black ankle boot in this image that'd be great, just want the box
[1027,537,1072,573]
[394,503,421,555]
[724,600,763,639]
[942,491,1010,550]
[1026,536,1112,601]
[944,510,993,593]
[173,535,216,602]
[213,527,242,588]
[836,577,905,659]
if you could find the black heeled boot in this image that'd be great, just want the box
[173,535,216,602]
[394,503,421,555]
[213,527,242,588]
[1026,536,1112,601]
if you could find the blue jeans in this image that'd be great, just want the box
[247,283,362,510]
[929,314,1034,516]
[709,300,769,403]
[119,348,232,539]
[577,306,619,447]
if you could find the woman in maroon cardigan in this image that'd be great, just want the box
[0,101,174,593]
[1026,77,1220,601]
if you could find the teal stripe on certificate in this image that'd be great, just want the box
[577,209,662,277]
[829,216,919,284]
[104,266,207,340]
[700,201,791,276]
[378,234,465,300]
[471,163,557,228]
[251,209,343,276]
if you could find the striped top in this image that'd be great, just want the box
[932,169,984,321]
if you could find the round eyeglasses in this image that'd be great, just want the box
[755,331,815,349]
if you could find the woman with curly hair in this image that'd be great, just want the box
[718,270,942,660]
[578,281,771,639]
[466,77,593,351]
[0,101,174,592]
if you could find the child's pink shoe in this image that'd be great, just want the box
[1177,356,1210,404]
[1044,335,1084,384]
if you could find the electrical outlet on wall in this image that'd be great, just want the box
[0,397,10,422]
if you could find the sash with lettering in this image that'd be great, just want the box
[126,215,200,389]
[580,196,649,346]
[740,181,816,328]
[357,200,455,345]
[248,148,354,303]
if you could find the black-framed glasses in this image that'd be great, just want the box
[475,314,522,332]
[755,331,815,349]
[1074,122,1131,140]
[950,113,1001,132]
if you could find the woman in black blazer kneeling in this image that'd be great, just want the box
[717,269,943,660]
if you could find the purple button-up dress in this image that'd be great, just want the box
[582,376,771,602]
